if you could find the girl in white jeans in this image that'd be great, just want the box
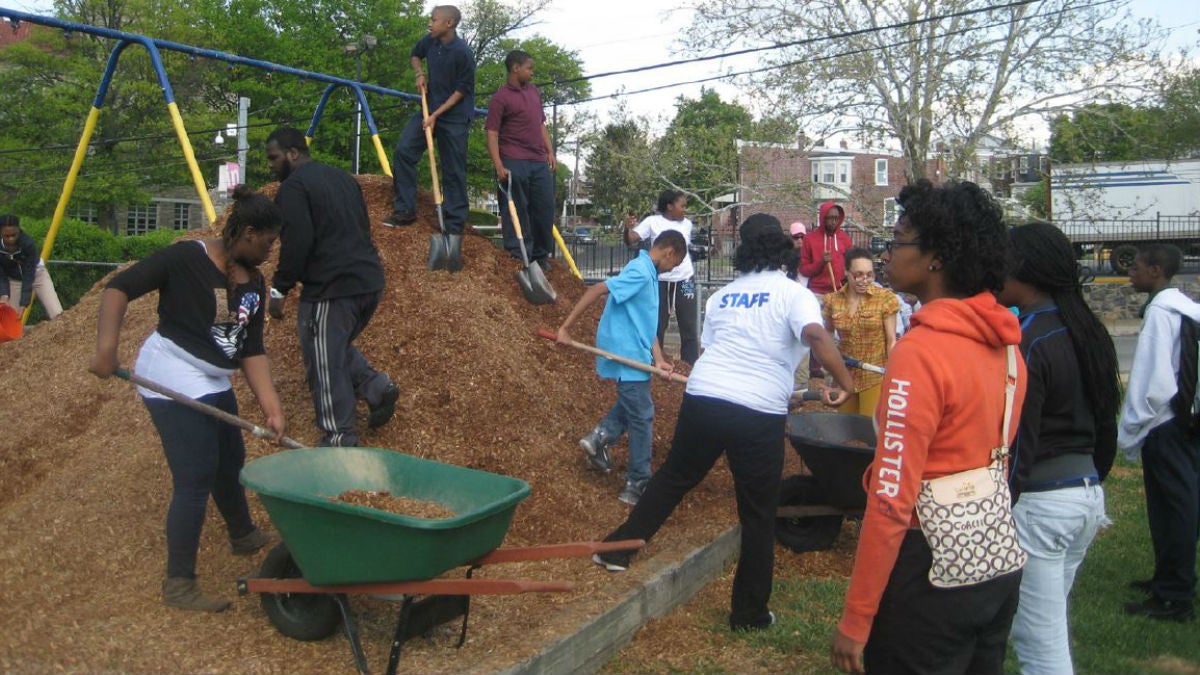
[998,223,1121,675]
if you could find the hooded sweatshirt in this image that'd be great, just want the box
[798,201,853,294]
[1118,287,1200,457]
[838,292,1027,644]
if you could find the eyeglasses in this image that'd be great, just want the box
[791,234,804,240]
[884,239,921,253]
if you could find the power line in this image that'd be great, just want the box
[541,0,1118,90]
[555,0,1122,106]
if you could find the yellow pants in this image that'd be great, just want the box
[837,383,881,418]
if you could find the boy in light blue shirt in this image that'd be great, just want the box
[556,230,688,505]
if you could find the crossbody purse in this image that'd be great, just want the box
[914,344,1027,588]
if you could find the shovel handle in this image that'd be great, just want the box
[419,88,442,205]
[536,328,688,384]
[843,357,886,374]
[114,368,305,449]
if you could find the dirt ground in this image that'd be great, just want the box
[0,175,853,674]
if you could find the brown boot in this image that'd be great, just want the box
[162,577,231,612]
[229,527,274,556]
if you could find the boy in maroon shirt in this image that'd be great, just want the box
[485,50,557,268]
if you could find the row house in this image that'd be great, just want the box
[727,139,934,249]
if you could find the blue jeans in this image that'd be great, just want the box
[596,380,654,482]
[497,158,555,261]
[1010,482,1108,675]
[391,112,469,234]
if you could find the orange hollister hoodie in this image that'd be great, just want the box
[837,292,1027,644]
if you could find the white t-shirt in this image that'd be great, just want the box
[633,214,694,282]
[687,270,824,414]
[134,331,236,400]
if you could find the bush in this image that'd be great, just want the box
[15,218,178,324]
[121,228,180,260]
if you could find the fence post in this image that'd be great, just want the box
[1156,212,1161,241]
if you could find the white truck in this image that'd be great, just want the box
[1051,159,1200,273]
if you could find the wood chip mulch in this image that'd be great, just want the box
[331,491,456,520]
[0,174,855,675]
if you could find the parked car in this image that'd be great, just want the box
[566,226,597,246]
[689,242,708,262]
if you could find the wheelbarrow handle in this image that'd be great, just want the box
[535,329,688,384]
[843,357,886,374]
[113,367,305,449]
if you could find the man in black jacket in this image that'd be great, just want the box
[265,127,399,446]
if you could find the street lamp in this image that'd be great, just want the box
[344,34,377,174]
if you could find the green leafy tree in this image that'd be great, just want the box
[585,112,659,221]
[1049,104,1169,163]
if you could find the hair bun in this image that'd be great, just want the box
[231,184,255,201]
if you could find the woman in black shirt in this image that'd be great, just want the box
[89,185,287,612]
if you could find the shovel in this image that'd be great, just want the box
[535,328,683,383]
[113,367,305,449]
[500,175,556,304]
[421,88,463,272]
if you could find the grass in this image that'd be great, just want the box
[705,458,1200,675]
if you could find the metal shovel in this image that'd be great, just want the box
[420,88,462,272]
[500,175,556,304]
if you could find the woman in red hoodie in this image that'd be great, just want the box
[799,201,852,379]
[831,180,1027,675]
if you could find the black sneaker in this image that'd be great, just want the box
[579,427,613,473]
[536,258,553,273]
[592,551,631,572]
[1123,596,1195,622]
[383,211,416,228]
[368,383,400,428]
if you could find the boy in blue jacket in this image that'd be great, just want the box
[556,230,687,505]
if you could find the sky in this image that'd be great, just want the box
[4,0,1198,168]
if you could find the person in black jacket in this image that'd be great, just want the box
[997,222,1121,674]
[265,127,399,447]
[0,215,63,319]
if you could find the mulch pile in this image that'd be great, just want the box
[331,491,456,520]
[0,174,847,674]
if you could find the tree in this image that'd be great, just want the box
[1049,103,1169,163]
[585,111,659,222]
[685,0,1167,182]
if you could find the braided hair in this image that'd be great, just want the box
[1008,222,1121,423]
[221,185,283,291]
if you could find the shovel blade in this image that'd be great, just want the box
[427,234,463,272]
[515,265,556,305]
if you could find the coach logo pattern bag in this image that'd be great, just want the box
[915,345,1026,588]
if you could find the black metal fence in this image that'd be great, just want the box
[1054,215,1200,246]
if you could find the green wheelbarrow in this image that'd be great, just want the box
[238,447,642,675]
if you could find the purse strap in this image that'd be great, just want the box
[994,344,1018,463]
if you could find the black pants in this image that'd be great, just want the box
[297,292,391,447]
[656,279,699,365]
[1142,419,1200,601]
[865,530,1022,675]
[144,389,255,579]
[605,394,784,628]
[391,113,469,233]
[498,158,555,262]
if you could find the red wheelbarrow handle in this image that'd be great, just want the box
[471,539,646,566]
[535,328,688,384]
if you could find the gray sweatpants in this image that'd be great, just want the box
[297,292,391,446]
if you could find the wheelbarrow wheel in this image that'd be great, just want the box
[775,475,844,553]
[258,543,342,641]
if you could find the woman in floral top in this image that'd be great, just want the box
[822,247,899,416]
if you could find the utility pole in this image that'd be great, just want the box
[237,96,249,180]
[344,35,377,174]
